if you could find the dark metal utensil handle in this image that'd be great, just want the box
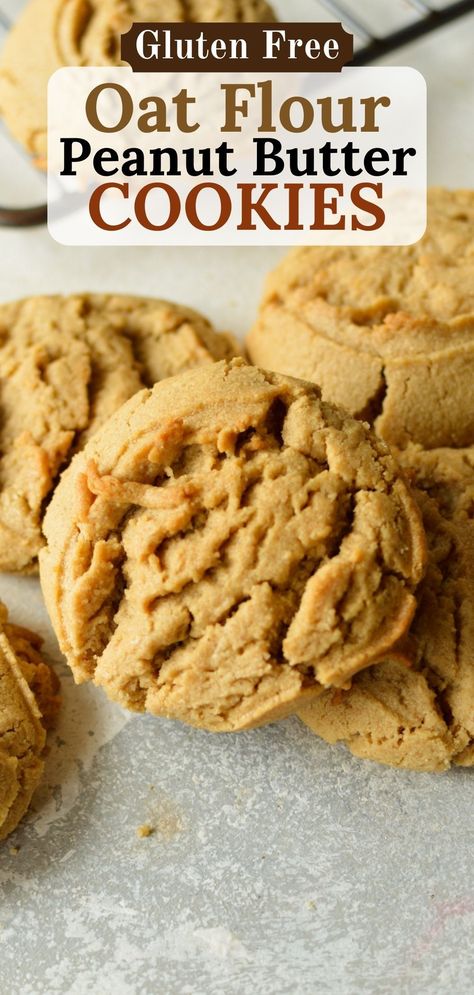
[0,203,48,226]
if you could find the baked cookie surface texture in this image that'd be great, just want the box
[0,294,238,573]
[0,0,276,158]
[0,603,60,841]
[299,446,474,772]
[40,359,426,733]
[248,189,474,450]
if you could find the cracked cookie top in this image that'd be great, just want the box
[40,359,426,733]
[299,446,474,772]
[247,188,474,450]
[0,294,238,574]
[0,0,276,159]
[0,602,60,841]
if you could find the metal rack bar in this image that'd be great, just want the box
[350,0,474,63]
[317,0,372,41]
[406,0,432,14]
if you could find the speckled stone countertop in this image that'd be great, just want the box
[0,2,473,993]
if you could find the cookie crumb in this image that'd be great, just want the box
[9,847,20,856]
[136,824,155,839]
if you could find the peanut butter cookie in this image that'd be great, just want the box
[0,0,276,160]
[0,603,60,841]
[299,446,474,772]
[40,359,426,733]
[248,189,474,450]
[0,294,238,574]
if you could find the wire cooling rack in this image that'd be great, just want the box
[0,0,473,227]
[318,0,474,63]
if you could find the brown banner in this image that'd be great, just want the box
[121,23,353,73]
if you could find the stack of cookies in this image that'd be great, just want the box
[35,187,473,777]
[0,0,275,841]
[0,292,243,838]
[0,191,473,840]
[248,188,474,771]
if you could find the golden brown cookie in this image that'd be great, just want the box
[0,294,239,574]
[6,621,61,732]
[0,0,276,160]
[247,189,474,450]
[0,603,60,842]
[299,446,474,772]
[40,359,426,733]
